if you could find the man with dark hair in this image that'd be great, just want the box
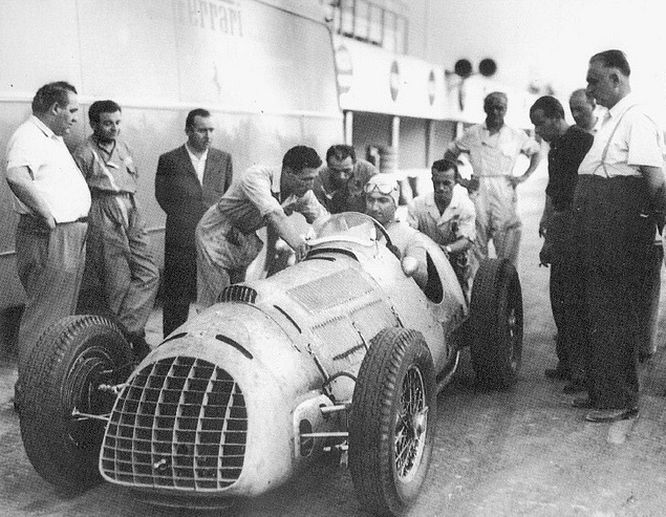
[4,81,90,376]
[529,95,593,394]
[569,88,599,134]
[571,49,666,422]
[313,144,378,213]
[156,108,233,336]
[196,146,328,307]
[406,158,476,297]
[73,100,158,359]
[445,91,541,266]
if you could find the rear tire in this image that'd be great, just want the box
[469,259,523,388]
[18,315,132,491]
[349,328,436,516]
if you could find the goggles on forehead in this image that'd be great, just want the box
[364,181,397,195]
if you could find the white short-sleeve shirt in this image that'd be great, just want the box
[451,123,540,177]
[578,94,664,178]
[5,116,90,222]
[406,185,476,244]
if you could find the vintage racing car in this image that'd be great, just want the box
[18,212,522,516]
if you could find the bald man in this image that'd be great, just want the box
[569,88,599,134]
[445,92,541,266]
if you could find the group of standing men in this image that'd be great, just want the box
[356,48,666,425]
[3,82,234,391]
[531,49,665,423]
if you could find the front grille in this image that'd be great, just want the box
[100,356,247,491]
[218,285,257,304]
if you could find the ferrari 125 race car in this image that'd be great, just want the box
[18,212,522,516]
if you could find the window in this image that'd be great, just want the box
[328,0,408,54]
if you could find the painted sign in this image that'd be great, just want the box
[334,35,447,119]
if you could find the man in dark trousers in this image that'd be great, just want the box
[156,109,233,337]
[530,96,593,395]
[572,50,665,423]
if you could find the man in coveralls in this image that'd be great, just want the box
[445,92,540,266]
[73,100,158,360]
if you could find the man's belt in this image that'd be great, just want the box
[91,189,134,198]
[19,214,88,230]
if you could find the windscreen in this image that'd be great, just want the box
[309,213,383,247]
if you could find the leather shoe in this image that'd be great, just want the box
[545,367,570,380]
[572,396,593,409]
[562,381,586,394]
[584,407,639,423]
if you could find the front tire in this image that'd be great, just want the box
[349,328,436,516]
[469,258,523,388]
[18,315,133,491]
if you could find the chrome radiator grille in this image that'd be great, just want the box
[100,356,247,490]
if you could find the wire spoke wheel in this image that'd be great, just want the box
[394,366,428,482]
[349,328,436,516]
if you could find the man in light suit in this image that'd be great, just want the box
[156,109,233,337]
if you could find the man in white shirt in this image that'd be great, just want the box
[156,109,233,335]
[4,81,91,373]
[407,159,477,298]
[571,50,666,423]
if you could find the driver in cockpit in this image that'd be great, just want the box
[364,174,429,287]
[364,174,420,254]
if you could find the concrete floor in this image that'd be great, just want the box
[1,171,666,516]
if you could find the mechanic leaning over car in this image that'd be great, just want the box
[195,146,328,307]
[73,100,159,361]
[406,159,477,298]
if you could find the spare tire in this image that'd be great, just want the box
[18,315,133,491]
[469,258,523,388]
